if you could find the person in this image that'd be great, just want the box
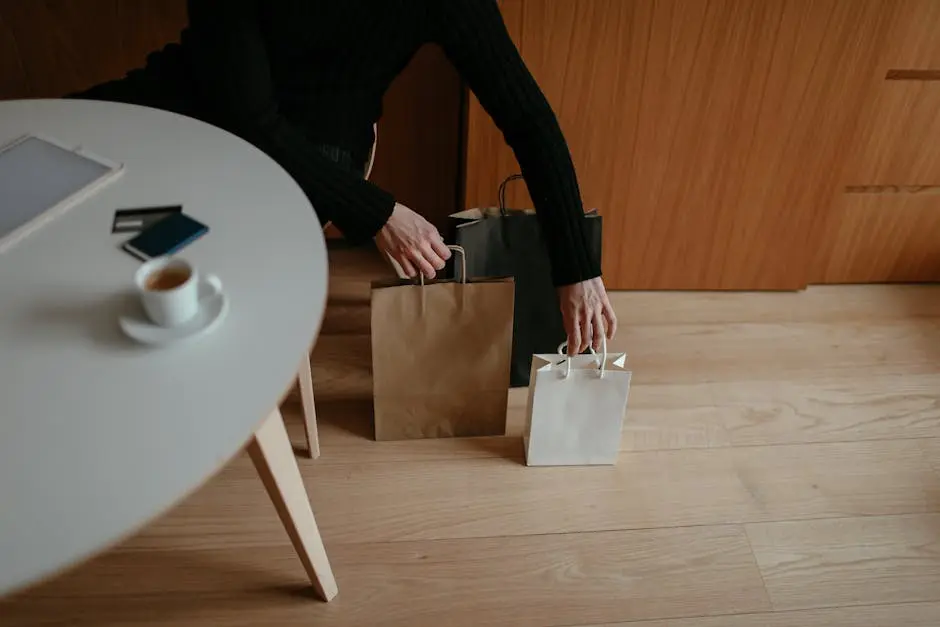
[75,0,617,354]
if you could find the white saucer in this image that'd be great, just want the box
[119,277,229,346]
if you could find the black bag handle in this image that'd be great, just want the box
[497,173,524,216]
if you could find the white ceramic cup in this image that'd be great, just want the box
[134,257,200,327]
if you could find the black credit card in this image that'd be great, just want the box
[111,205,183,233]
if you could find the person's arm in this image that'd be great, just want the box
[185,0,392,242]
[431,0,615,352]
[430,0,601,287]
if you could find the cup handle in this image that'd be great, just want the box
[201,274,223,302]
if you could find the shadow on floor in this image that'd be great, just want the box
[0,547,326,627]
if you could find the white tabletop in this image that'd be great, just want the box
[0,99,328,595]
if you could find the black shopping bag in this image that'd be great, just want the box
[450,174,603,387]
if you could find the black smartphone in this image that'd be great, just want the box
[122,213,209,261]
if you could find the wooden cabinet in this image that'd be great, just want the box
[464,0,921,289]
[816,0,940,283]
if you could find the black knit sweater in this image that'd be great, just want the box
[182,0,600,286]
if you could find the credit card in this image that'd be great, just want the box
[111,205,183,233]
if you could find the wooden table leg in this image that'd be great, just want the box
[297,356,320,459]
[248,408,337,602]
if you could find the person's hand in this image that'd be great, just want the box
[557,277,618,355]
[376,202,451,279]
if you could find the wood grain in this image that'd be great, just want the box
[290,370,940,462]
[463,0,897,289]
[295,354,319,458]
[843,83,940,185]
[116,438,940,550]
[880,0,940,70]
[310,255,940,389]
[297,250,940,456]
[579,602,940,627]
[296,370,940,461]
[810,2,940,284]
[711,373,940,447]
[0,0,188,99]
[0,527,771,627]
[817,191,940,283]
[917,437,940,476]
[246,410,337,601]
[747,514,940,610]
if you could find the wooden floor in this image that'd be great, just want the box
[5,249,940,626]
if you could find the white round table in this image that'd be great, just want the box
[0,99,335,600]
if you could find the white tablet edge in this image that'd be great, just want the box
[0,133,125,254]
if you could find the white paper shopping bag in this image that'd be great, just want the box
[523,339,631,466]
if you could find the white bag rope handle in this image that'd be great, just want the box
[417,245,467,286]
[557,334,608,379]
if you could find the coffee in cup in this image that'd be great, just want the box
[145,266,192,292]
[134,257,200,327]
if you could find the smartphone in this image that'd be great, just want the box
[122,213,209,261]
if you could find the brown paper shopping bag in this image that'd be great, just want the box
[371,246,514,441]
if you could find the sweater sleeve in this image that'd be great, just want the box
[430,0,601,286]
[185,0,394,242]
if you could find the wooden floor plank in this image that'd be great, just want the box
[746,514,940,610]
[0,527,770,627]
[299,370,940,459]
[577,601,940,626]
[618,318,940,385]
[918,438,940,476]
[712,373,940,447]
[293,380,727,464]
[309,315,940,392]
[120,438,940,551]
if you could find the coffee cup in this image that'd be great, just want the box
[134,257,200,327]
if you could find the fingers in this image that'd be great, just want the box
[603,300,618,340]
[397,241,447,280]
[591,310,607,352]
[397,255,417,278]
[392,246,444,281]
[380,203,451,280]
[578,311,592,355]
[420,242,447,274]
[407,248,437,280]
[567,328,581,357]
[406,230,449,280]
[430,237,452,263]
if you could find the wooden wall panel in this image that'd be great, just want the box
[0,0,462,228]
[819,190,940,283]
[369,47,463,231]
[0,0,189,99]
[880,0,940,70]
[813,1,940,284]
[844,84,940,185]
[464,0,897,290]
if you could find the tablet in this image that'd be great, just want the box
[0,134,124,253]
